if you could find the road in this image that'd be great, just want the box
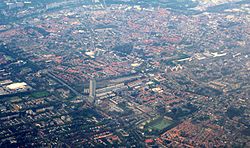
[46,72,83,96]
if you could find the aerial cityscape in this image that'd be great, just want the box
[0,0,249,147]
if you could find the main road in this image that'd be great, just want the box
[46,71,83,97]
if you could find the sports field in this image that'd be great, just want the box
[146,117,173,131]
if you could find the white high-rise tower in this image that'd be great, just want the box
[89,79,96,99]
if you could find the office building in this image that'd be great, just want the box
[89,79,96,99]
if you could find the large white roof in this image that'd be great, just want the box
[6,82,28,90]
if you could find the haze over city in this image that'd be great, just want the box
[0,0,249,147]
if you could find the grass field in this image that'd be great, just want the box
[146,117,173,131]
[31,91,49,98]
[4,55,13,61]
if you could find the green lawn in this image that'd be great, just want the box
[4,55,13,61]
[31,91,49,98]
[146,117,173,131]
